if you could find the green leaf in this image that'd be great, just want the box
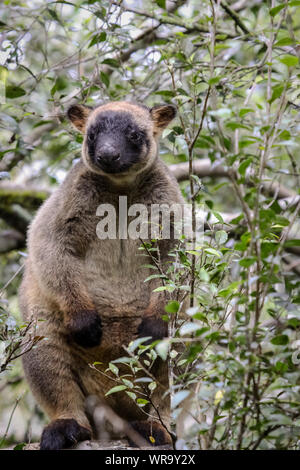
[165,300,180,313]
[271,334,289,346]
[279,129,291,140]
[137,398,149,406]
[270,4,285,16]
[199,268,210,282]
[109,363,119,375]
[211,211,225,224]
[219,281,240,298]
[261,242,278,258]
[274,215,290,227]
[230,213,244,225]
[153,286,168,292]
[126,391,137,400]
[128,337,152,352]
[148,381,157,391]
[279,54,299,67]
[269,84,284,104]
[105,385,127,396]
[204,248,222,257]
[239,257,257,267]
[284,239,300,247]
[6,85,26,99]
[48,8,60,22]
[13,443,26,450]
[275,361,288,373]
[215,230,228,245]
[274,37,294,47]
[88,31,107,48]
[111,357,132,364]
[122,378,134,388]
[239,108,254,118]
[135,377,153,383]
[100,71,109,88]
[208,76,221,86]
[155,90,175,97]
[102,58,119,68]
[238,158,252,176]
[226,122,250,131]
[144,274,166,282]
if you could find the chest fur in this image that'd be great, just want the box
[84,237,153,315]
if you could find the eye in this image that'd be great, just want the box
[129,130,142,142]
[87,130,96,144]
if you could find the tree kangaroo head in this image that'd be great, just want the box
[67,101,176,180]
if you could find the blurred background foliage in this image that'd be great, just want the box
[1,0,300,449]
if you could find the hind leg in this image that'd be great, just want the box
[23,340,92,450]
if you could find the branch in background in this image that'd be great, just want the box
[169,158,298,200]
[0,376,23,393]
[0,160,297,210]
[0,185,49,211]
[0,206,30,234]
[0,229,25,254]
[218,0,250,34]
[102,1,186,77]
[0,162,298,257]
[0,202,299,258]
[0,321,42,374]
[0,185,48,240]
[112,2,235,38]
[170,158,227,180]
[0,123,56,173]
[282,254,300,276]
[231,0,262,12]
[102,26,161,78]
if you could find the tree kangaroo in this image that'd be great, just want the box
[19,101,184,450]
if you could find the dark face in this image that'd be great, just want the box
[86,111,150,174]
[67,101,177,179]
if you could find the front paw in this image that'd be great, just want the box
[67,310,102,348]
[138,316,168,344]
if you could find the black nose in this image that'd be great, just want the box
[96,144,120,164]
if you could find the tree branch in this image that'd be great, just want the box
[0,123,56,173]
[169,159,298,200]
[0,185,49,210]
[0,230,25,254]
[218,0,250,34]
[112,2,235,38]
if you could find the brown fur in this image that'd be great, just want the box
[19,101,183,449]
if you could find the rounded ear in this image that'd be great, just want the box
[67,104,93,133]
[150,104,177,136]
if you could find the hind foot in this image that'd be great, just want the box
[129,420,172,447]
[40,418,91,450]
